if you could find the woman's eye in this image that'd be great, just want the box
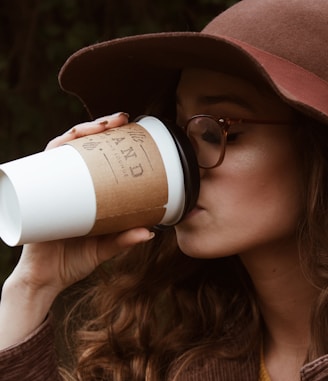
[201,130,221,144]
[226,132,241,143]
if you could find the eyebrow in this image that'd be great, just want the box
[176,93,256,113]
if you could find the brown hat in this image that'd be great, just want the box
[59,0,328,123]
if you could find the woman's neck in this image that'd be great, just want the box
[239,238,318,380]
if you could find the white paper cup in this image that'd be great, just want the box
[0,116,198,246]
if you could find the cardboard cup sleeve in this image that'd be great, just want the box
[0,116,186,246]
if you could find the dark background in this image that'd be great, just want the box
[0,0,239,285]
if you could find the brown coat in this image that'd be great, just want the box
[0,318,328,381]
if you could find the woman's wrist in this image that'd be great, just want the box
[0,275,58,350]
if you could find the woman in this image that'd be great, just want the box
[1,0,328,380]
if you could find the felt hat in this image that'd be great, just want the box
[59,0,328,124]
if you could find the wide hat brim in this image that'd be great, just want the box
[59,31,328,124]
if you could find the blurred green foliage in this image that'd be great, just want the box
[0,0,239,285]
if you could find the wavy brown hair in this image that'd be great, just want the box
[295,116,328,361]
[58,228,260,381]
[56,114,328,380]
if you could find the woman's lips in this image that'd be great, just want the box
[182,205,204,221]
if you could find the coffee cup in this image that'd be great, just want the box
[0,116,199,246]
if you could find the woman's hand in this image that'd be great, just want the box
[0,112,154,349]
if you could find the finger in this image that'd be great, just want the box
[96,228,155,263]
[68,112,130,137]
[46,112,130,150]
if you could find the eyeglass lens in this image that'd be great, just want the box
[186,116,225,168]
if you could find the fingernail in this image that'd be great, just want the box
[67,127,76,134]
[98,120,108,126]
[113,112,129,119]
[145,232,155,241]
[95,112,129,122]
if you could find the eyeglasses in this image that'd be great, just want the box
[184,115,291,169]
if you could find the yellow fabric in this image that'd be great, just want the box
[259,349,271,381]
